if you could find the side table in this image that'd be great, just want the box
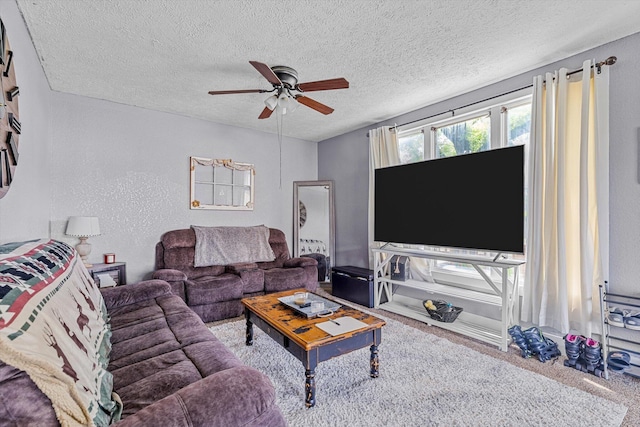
[87,262,126,287]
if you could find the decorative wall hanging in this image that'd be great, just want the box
[0,18,20,199]
[190,156,255,210]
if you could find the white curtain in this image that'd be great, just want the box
[368,126,400,268]
[522,59,609,336]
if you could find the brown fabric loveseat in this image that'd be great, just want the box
[153,227,318,322]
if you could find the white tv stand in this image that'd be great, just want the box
[372,246,525,351]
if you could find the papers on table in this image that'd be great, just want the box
[96,273,116,288]
[316,316,368,336]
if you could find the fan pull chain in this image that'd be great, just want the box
[277,109,283,189]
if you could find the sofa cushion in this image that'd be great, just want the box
[0,363,59,425]
[263,267,306,292]
[0,239,121,426]
[189,300,245,323]
[238,268,265,294]
[186,274,244,305]
[108,292,244,417]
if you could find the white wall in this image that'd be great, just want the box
[48,92,318,281]
[0,0,51,242]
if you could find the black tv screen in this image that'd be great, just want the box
[374,145,524,253]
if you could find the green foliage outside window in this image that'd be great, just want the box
[437,116,490,158]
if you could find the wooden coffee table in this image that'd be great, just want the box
[241,289,386,408]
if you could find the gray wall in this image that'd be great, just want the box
[0,0,51,242]
[319,32,640,296]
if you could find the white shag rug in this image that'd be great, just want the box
[210,317,627,427]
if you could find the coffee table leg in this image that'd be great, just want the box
[305,368,316,408]
[370,344,379,378]
[245,312,253,346]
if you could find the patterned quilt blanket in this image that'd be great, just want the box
[0,239,121,426]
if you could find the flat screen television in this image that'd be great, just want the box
[374,145,524,254]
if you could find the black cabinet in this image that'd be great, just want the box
[331,266,375,308]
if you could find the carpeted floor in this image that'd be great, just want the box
[209,288,638,426]
[316,288,640,427]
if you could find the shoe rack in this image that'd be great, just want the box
[599,282,640,380]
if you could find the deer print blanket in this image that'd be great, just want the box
[0,239,121,426]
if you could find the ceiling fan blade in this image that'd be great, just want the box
[208,89,268,95]
[297,78,349,92]
[249,61,282,86]
[295,95,334,115]
[258,106,274,119]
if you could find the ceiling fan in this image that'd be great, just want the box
[208,61,349,119]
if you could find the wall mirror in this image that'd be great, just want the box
[293,180,335,282]
[190,156,255,210]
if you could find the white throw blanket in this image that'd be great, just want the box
[192,225,276,266]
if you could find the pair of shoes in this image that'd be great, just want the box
[607,351,631,371]
[607,307,640,329]
[563,334,605,377]
[522,327,561,362]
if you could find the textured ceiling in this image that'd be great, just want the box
[15,0,640,142]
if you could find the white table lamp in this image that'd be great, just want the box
[65,216,101,267]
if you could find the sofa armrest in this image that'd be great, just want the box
[152,268,187,282]
[226,262,259,274]
[284,256,318,268]
[152,269,188,301]
[100,280,173,310]
[114,366,285,427]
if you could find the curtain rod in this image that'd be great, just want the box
[367,56,617,136]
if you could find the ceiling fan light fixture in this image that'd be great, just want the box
[276,91,298,115]
[264,94,278,110]
[288,96,299,112]
[277,92,289,108]
[208,61,348,119]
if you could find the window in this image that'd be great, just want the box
[398,131,424,164]
[397,90,532,290]
[435,114,490,158]
[398,93,531,164]
[190,157,255,210]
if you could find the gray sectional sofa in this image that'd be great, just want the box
[0,279,286,426]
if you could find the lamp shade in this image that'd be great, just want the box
[65,216,101,237]
[264,94,278,110]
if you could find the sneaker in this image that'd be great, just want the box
[623,312,640,330]
[607,307,625,327]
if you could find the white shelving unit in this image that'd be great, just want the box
[599,282,640,380]
[372,246,525,351]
